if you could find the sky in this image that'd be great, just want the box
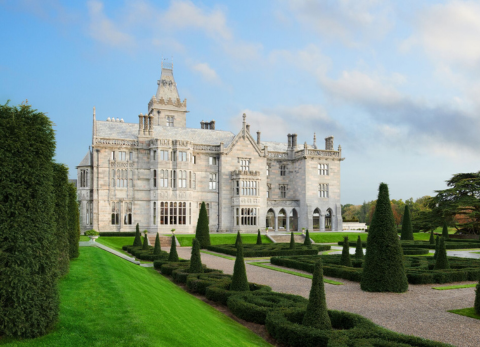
[1,0,480,205]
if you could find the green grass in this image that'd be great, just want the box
[412,227,457,241]
[432,284,477,290]
[472,252,480,254]
[249,262,343,285]
[0,248,270,346]
[448,307,480,320]
[176,234,272,246]
[79,236,89,241]
[305,232,369,243]
[96,236,136,255]
[201,250,236,260]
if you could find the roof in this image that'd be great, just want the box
[78,151,91,166]
[261,141,316,152]
[155,66,180,101]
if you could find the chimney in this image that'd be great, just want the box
[210,120,215,130]
[325,136,334,150]
[138,114,144,135]
[246,124,250,132]
[287,134,292,148]
[292,134,297,148]
[256,131,261,145]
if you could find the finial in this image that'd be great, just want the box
[243,113,246,121]
[304,142,308,149]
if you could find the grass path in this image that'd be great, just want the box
[0,248,270,346]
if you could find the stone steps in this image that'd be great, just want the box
[268,234,307,243]
[148,235,174,248]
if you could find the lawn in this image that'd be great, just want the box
[307,232,368,243]
[448,307,480,320]
[0,248,270,346]
[96,236,136,255]
[175,233,272,246]
[432,284,477,290]
[79,235,89,241]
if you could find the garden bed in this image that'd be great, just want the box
[338,239,480,250]
[206,243,330,257]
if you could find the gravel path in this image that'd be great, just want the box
[178,247,479,347]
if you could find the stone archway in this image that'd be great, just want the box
[266,209,275,229]
[313,208,320,230]
[278,209,287,230]
[325,208,333,231]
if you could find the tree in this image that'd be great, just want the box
[434,236,439,260]
[168,235,179,262]
[235,231,241,248]
[0,103,59,338]
[475,276,480,315]
[429,229,435,245]
[153,233,161,255]
[434,237,450,270]
[304,229,312,246]
[360,183,408,293]
[442,221,449,239]
[401,205,414,241]
[195,201,211,248]
[231,239,249,291]
[355,235,364,259]
[289,232,296,249]
[340,236,352,266]
[53,163,70,277]
[256,229,262,245]
[67,183,80,259]
[142,231,149,250]
[302,260,332,330]
[189,238,203,273]
[133,223,142,247]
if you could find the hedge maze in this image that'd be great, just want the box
[206,243,331,257]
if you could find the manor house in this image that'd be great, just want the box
[77,63,344,234]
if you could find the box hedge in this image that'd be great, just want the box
[206,243,330,257]
[205,280,272,305]
[186,273,232,295]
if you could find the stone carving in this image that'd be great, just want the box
[96,138,138,147]
[307,150,339,157]
[267,200,300,207]
[172,140,189,147]
[268,152,287,158]
[232,198,260,205]
[193,145,220,152]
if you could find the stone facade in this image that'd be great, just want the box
[77,64,344,234]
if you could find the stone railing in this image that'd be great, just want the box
[307,150,339,157]
[193,144,221,152]
[267,152,288,159]
[95,138,139,147]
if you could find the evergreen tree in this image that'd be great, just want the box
[355,235,364,259]
[133,223,142,247]
[67,183,80,259]
[340,236,352,266]
[235,230,242,248]
[429,229,435,245]
[189,238,204,273]
[475,276,480,315]
[168,235,179,262]
[401,205,414,240]
[142,231,149,250]
[0,103,59,337]
[304,229,312,246]
[360,183,408,293]
[442,221,449,239]
[289,232,296,249]
[256,229,262,245]
[153,233,161,255]
[195,201,211,248]
[231,240,250,291]
[434,237,450,270]
[434,236,439,260]
[53,163,70,277]
[302,260,332,330]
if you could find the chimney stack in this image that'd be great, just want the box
[246,124,250,132]
[292,134,297,148]
[256,131,261,145]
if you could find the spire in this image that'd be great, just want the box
[155,60,180,102]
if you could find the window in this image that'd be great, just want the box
[179,151,187,161]
[171,170,176,188]
[209,173,217,190]
[240,159,249,171]
[170,202,177,224]
[111,169,115,187]
[111,151,115,160]
[160,150,169,161]
[153,170,157,188]
[111,202,119,225]
[319,183,329,198]
[280,165,286,176]
[318,163,329,175]
[236,181,240,195]
[160,170,168,187]
[192,155,196,164]
[124,202,132,225]
[280,185,287,198]
[153,202,157,225]
[129,152,133,161]
[153,150,156,160]
[235,208,257,226]
[167,116,174,127]
[179,170,187,188]
[118,151,126,161]
[266,165,269,176]
[209,156,217,165]
[116,169,128,188]
[241,181,257,196]
[179,202,186,225]
[86,201,93,225]
[80,169,88,188]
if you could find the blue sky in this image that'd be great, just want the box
[1,0,480,204]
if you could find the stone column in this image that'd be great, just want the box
[332,213,337,231]
[286,212,290,232]
[138,114,143,135]
[320,214,325,232]
[274,213,278,232]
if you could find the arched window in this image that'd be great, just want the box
[313,208,320,230]
[278,209,287,229]
[325,208,333,230]
[266,209,275,229]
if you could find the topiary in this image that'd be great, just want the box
[67,183,80,259]
[153,233,161,255]
[434,236,439,260]
[235,230,241,248]
[168,235,179,262]
[355,235,364,259]
[434,237,450,270]
[133,223,142,247]
[401,205,414,240]
[360,183,408,293]
[304,229,312,246]
[429,229,435,245]
[442,221,449,239]
[195,201,211,248]
[53,163,70,277]
[475,275,480,315]
[256,229,262,245]
[289,232,296,249]
[231,239,249,291]
[302,260,332,330]
[142,231,149,250]
[340,236,352,266]
[189,238,204,273]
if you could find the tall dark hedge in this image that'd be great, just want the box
[235,231,241,248]
[154,233,161,255]
[67,183,80,259]
[401,205,414,240]
[142,231,149,250]
[302,260,332,330]
[289,232,296,249]
[256,229,262,245]
[0,103,59,338]
[231,240,249,291]
[475,276,480,315]
[168,236,179,262]
[53,163,70,277]
[195,201,210,248]
[429,229,435,244]
[360,183,408,293]
[340,236,352,266]
[189,238,203,273]
[355,235,364,259]
[434,237,450,270]
[133,224,141,247]
[442,221,449,239]
[304,229,312,246]
[434,236,439,260]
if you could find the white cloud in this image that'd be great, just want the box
[191,62,220,83]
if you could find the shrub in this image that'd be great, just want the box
[142,231,149,250]
[434,237,450,270]
[304,229,312,246]
[256,229,262,245]
[53,163,70,277]
[133,224,142,247]
[434,236,439,260]
[355,235,364,259]
[442,221,449,239]
[340,236,352,267]
[429,229,435,245]
[303,260,332,330]
[67,183,80,259]
[161,262,189,276]
[205,280,271,305]
[402,248,429,255]
[289,232,296,249]
[99,232,137,237]
[231,240,249,291]
[235,231,241,248]
[475,277,480,315]
[401,205,414,241]
[195,201,211,248]
[168,235,179,262]
[189,238,204,274]
[186,272,230,295]
[85,229,99,236]
[153,233,161,255]
[206,244,330,257]
[361,183,408,293]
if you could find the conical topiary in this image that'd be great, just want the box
[142,231,149,250]
[429,229,435,245]
[168,235,179,262]
[189,238,204,273]
[302,259,332,330]
[304,229,312,246]
[289,232,296,249]
[235,231,242,248]
[360,183,408,293]
[154,233,161,255]
[401,205,414,240]
[434,237,450,270]
[256,229,262,245]
[442,221,449,239]
[355,235,364,259]
[434,236,439,260]
[195,201,211,248]
[133,223,142,247]
[475,276,480,315]
[231,240,250,291]
[340,236,352,266]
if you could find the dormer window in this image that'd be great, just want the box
[167,116,174,127]
[240,159,249,171]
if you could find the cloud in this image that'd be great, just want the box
[191,62,220,83]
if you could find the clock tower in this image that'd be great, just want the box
[147,61,187,128]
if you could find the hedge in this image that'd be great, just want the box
[186,273,232,295]
[153,259,188,271]
[206,243,330,257]
[160,262,190,276]
[100,232,137,237]
[227,291,308,324]
[205,280,272,305]
[339,240,480,250]
[122,245,168,261]
[402,248,430,256]
[172,266,218,284]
